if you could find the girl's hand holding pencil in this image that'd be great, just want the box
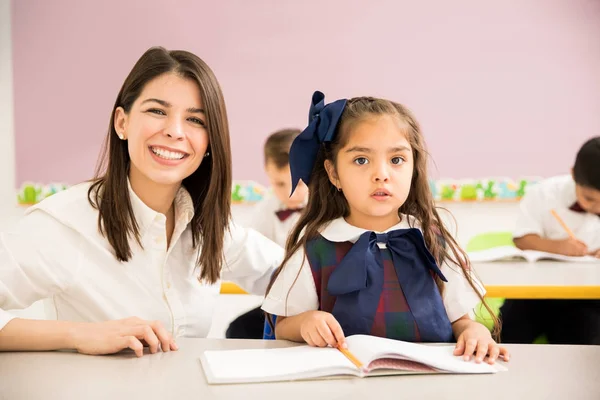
[297,311,364,368]
[299,310,347,349]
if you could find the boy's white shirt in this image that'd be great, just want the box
[248,191,302,248]
[261,214,485,323]
[513,175,600,250]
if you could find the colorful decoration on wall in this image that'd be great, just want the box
[16,177,542,206]
[231,180,266,204]
[16,182,69,205]
[431,177,541,202]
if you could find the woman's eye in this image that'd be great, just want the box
[188,117,205,126]
[147,108,166,115]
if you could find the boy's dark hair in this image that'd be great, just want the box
[264,129,302,168]
[573,137,600,191]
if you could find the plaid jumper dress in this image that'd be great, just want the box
[304,229,454,342]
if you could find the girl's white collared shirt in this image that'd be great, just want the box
[0,182,283,337]
[262,215,485,323]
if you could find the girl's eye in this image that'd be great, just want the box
[391,157,404,165]
[354,157,369,165]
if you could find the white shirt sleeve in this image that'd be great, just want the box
[440,259,486,322]
[220,222,284,296]
[0,209,84,330]
[513,186,546,239]
[261,247,319,316]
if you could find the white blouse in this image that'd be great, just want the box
[262,216,485,323]
[0,182,283,338]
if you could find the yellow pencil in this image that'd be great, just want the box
[337,345,363,369]
[550,209,576,240]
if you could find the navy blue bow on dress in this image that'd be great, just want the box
[327,228,453,342]
[289,91,347,195]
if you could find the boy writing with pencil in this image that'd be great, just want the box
[500,137,600,345]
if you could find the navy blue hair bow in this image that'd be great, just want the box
[289,91,347,195]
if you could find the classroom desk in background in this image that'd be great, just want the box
[220,261,600,300]
[0,338,598,400]
[473,261,600,299]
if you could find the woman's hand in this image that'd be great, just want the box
[69,317,178,357]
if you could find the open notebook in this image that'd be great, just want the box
[200,335,507,384]
[468,245,598,263]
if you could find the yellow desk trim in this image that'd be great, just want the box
[220,282,600,299]
[220,282,248,294]
[485,286,600,299]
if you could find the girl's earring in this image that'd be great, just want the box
[204,152,210,158]
[118,132,125,140]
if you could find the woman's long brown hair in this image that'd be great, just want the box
[266,97,500,340]
[88,46,232,284]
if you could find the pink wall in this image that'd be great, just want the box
[12,0,600,186]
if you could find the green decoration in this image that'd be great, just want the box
[459,184,477,201]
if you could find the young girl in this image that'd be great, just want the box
[0,47,282,357]
[261,92,509,365]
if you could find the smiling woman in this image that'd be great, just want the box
[117,78,209,188]
[0,47,283,357]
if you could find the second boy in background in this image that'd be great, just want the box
[226,129,309,338]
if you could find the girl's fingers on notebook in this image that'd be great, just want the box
[302,332,314,347]
[498,346,510,362]
[308,330,327,347]
[325,315,346,348]
[299,311,345,348]
[486,344,500,364]
[453,336,465,355]
[474,341,488,363]
[462,338,478,361]
[316,321,337,347]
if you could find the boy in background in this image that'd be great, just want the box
[501,137,600,345]
[226,129,308,338]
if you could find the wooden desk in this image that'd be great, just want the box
[0,339,598,400]
[473,261,600,299]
